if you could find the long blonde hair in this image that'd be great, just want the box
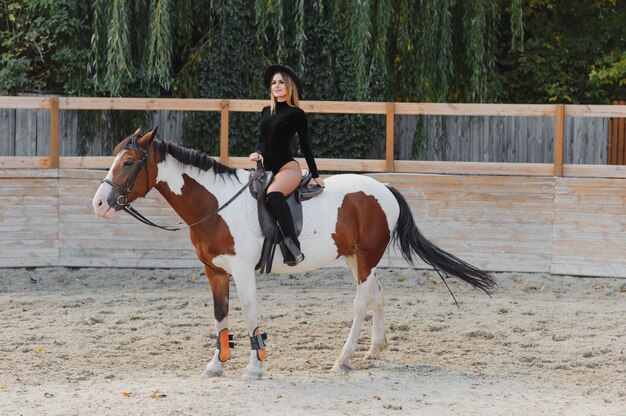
[269,72,300,113]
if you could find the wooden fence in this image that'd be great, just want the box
[1,97,626,176]
[396,114,608,164]
[0,105,610,165]
[1,96,626,276]
[0,107,185,157]
[2,168,626,277]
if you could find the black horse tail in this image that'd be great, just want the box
[387,185,496,295]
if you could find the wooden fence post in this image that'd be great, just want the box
[386,102,395,172]
[220,100,229,163]
[49,97,60,168]
[608,99,625,165]
[553,104,565,176]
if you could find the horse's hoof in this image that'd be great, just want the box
[204,363,224,378]
[364,350,380,360]
[205,369,223,378]
[331,361,353,372]
[243,370,263,380]
[364,341,387,360]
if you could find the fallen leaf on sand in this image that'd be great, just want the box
[151,391,166,399]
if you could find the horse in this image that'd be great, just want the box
[92,128,496,379]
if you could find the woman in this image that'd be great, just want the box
[249,64,325,266]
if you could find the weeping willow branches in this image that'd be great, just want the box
[89,0,523,102]
[370,0,393,87]
[346,0,372,100]
[255,0,286,62]
[105,0,132,96]
[510,0,524,52]
[146,0,172,90]
[88,0,106,89]
[90,0,179,96]
[463,0,489,102]
[294,0,306,74]
[417,0,455,102]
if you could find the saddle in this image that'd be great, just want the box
[249,165,324,274]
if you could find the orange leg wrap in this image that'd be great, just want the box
[218,328,233,362]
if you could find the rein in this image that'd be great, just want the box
[104,135,261,232]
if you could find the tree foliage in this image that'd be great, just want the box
[498,0,625,103]
[1,0,624,157]
[0,0,90,94]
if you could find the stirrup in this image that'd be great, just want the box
[285,252,305,267]
[283,237,304,266]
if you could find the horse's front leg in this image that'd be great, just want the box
[204,268,231,377]
[231,264,266,380]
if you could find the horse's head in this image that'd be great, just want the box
[92,127,159,219]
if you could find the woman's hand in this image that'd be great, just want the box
[249,152,262,162]
[313,177,325,188]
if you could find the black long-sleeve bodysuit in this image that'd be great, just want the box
[256,100,319,178]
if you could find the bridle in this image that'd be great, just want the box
[103,134,149,210]
[102,134,260,232]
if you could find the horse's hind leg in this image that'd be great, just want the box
[204,269,230,377]
[333,255,385,371]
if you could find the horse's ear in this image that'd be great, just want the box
[134,127,143,137]
[138,127,158,148]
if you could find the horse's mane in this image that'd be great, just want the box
[113,136,238,178]
[154,139,238,178]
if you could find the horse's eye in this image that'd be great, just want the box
[123,160,134,167]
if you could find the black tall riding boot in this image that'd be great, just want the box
[267,191,304,266]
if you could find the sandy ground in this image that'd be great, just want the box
[0,266,625,415]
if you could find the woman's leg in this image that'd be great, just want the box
[266,161,304,265]
[267,161,301,196]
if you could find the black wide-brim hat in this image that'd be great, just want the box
[263,64,303,99]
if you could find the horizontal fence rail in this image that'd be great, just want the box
[1,96,626,177]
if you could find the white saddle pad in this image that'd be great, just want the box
[246,192,325,239]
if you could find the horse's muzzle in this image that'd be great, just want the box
[92,183,118,219]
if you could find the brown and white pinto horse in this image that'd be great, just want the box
[92,128,495,379]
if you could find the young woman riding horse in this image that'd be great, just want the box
[92,74,495,380]
[249,64,325,266]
